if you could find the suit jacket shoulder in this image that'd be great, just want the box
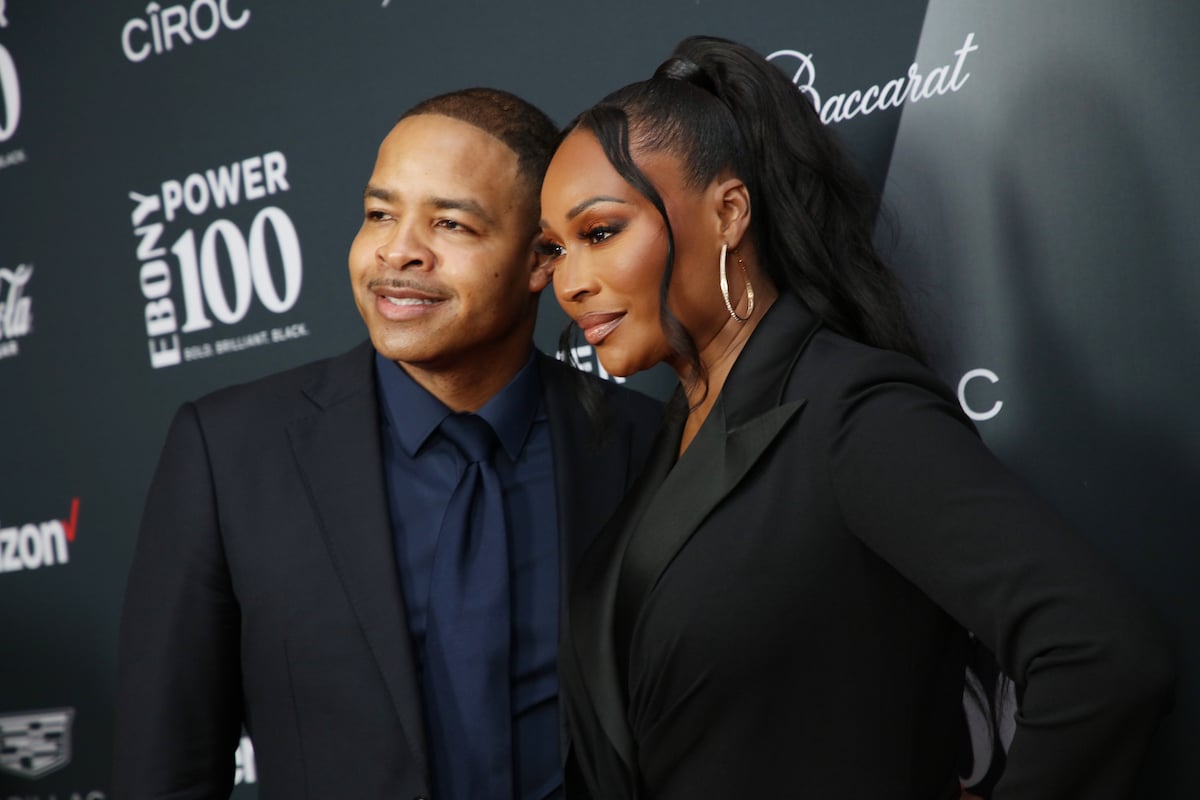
[190,339,376,430]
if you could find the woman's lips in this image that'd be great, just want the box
[578,311,625,345]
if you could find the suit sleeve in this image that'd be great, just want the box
[113,402,242,799]
[824,352,1174,800]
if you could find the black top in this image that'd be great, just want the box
[560,294,1174,800]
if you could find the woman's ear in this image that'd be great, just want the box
[713,176,751,247]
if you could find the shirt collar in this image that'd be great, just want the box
[374,350,544,460]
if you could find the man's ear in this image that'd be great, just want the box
[528,236,554,294]
[713,176,751,247]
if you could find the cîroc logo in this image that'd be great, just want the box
[768,33,978,124]
[0,708,74,779]
[0,262,33,360]
[0,498,79,575]
[130,150,308,368]
[121,0,250,63]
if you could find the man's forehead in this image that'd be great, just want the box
[387,113,516,160]
[373,118,516,184]
[368,118,531,215]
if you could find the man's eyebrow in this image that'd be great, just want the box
[429,196,495,227]
[362,186,496,227]
[567,195,629,220]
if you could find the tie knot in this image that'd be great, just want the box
[439,413,497,463]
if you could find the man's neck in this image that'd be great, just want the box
[396,347,535,413]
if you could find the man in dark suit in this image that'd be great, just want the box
[113,88,660,800]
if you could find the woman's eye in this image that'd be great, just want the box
[535,240,565,259]
[583,224,620,244]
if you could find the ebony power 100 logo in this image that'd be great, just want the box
[130,150,310,369]
[0,2,28,172]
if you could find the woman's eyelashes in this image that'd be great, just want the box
[580,221,624,244]
[537,220,627,261]
[534,237,565,259]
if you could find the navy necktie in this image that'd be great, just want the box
[424,412,513,800]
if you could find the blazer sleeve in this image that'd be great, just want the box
[113,402,242,799]
[821,350,1174,800]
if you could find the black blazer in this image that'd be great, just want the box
[113,341,661,800]
[561,295,1173,800]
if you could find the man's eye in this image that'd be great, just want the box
[365,209,390,221]
[436,219,471,232]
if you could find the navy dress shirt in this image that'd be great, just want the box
[375,351,562,800]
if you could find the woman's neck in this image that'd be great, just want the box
[675,288,778,455]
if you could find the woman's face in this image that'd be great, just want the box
[539,128,729,378]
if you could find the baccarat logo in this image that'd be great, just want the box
[768,32,979,124]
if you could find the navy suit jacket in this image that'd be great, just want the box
[114,340,661,799]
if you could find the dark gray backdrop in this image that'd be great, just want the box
[0,1,1194,797]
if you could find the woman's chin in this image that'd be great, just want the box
[599,359,636,379]
[596,351,643,380]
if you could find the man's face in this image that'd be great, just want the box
[349,114,549,375]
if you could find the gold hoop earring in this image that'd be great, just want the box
[719,242,755,323]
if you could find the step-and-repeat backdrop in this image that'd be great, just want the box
[1,1,1195,797]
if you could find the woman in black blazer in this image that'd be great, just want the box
[537,35,1174,799]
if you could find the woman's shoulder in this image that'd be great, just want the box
[787,327,957,405]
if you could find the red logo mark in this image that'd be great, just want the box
[62,497,79,542]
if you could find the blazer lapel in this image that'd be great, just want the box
[540,356,624,579]
[565,393,686,783]
[541,354,666,770]
[286,341,429,781]
[614,396,807,643]
[570,294,824,781]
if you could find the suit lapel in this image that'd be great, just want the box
[286,341,429,781]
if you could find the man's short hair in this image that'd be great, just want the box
[401,88,560,201]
